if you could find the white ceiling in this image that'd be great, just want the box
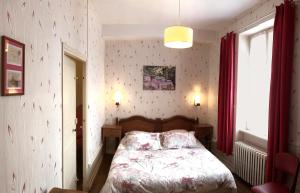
[96,0,265,30]
[102,24,217,43]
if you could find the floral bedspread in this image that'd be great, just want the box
[101,142,237,193]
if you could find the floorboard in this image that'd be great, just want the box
[89,155,113,193]
[89,155,252,193]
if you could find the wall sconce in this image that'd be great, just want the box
[114,91,122,107]
[114,91,122,125]
[193,94,201,123]
[194,95,201,106]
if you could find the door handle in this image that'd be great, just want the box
[72,129,77,132]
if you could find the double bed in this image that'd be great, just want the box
[100,116,237,193]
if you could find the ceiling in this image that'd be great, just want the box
[96,0,265,30]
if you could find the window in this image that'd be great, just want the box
[236,26,273,140]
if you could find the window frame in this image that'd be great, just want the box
[236,27,274,142]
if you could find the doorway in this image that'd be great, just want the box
[62,44,86,190]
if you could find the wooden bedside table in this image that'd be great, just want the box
[102,125,122,154]
[193,124,213,150]
[50,188,87,193]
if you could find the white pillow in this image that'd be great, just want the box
[160,130,199,149]
[121,132,162,151]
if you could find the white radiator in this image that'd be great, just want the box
[234,141,267,186]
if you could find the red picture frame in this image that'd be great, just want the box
[1,36,25,96]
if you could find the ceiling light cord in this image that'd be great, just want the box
[178,0,181,25]
[164,0,193,49]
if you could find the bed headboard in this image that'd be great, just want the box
[119,115,198,136]
[119,116,160,135]
[160,115,198,132]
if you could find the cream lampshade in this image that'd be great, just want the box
[164,26,193,49]
[164,0,193,49]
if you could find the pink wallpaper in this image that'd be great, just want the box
[0,0,298,192]
[86,0,106,168]
[0,0,105,192]
[104,40,210,124]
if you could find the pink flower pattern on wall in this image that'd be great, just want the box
[105,40,210,124]
[0,0,105,192]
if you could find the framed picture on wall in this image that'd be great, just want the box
[143,66,176,90]
[1,36,25,96]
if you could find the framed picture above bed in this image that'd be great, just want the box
[143,65,176,90]
[1,36,25,96]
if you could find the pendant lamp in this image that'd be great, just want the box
[164,0,193,49]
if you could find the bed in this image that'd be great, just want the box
[100,116,237,193]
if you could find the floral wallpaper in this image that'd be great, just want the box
[0,0,105,192]
[0,0,298,192]
[207,42,220,140]
[86,0,106,170]
[104,40,210,124]
[288,0,300,156]
[207,0,300,190]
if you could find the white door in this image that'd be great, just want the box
[63,55,77,189]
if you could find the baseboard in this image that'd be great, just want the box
[87,145,104,191]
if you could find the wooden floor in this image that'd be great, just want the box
[90,155,113,193]
[89,155,252,193]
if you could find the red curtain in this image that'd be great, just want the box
[217,32,236,155]
[266,0,295,182]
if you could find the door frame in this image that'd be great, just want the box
[61,43,87,190]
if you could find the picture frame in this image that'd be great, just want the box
[143,65,176,90]
[1,36,25,96]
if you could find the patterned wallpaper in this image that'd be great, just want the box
[288,0,300,154]
[0,0,298,192]
[0,0,105,192]
[207,0,300,190]
[207,42,220,140]
[104,40,210,124]
[86,0,106,170]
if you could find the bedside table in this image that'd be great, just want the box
[193,124,213,150]
[102,125,122,154]
[50,188,87,193]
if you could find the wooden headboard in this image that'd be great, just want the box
[119,115,198,136]
[160,115,197,132]
[119,116,160,135]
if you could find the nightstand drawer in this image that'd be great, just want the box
[104,129,122,137]
[102,124,122,154]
